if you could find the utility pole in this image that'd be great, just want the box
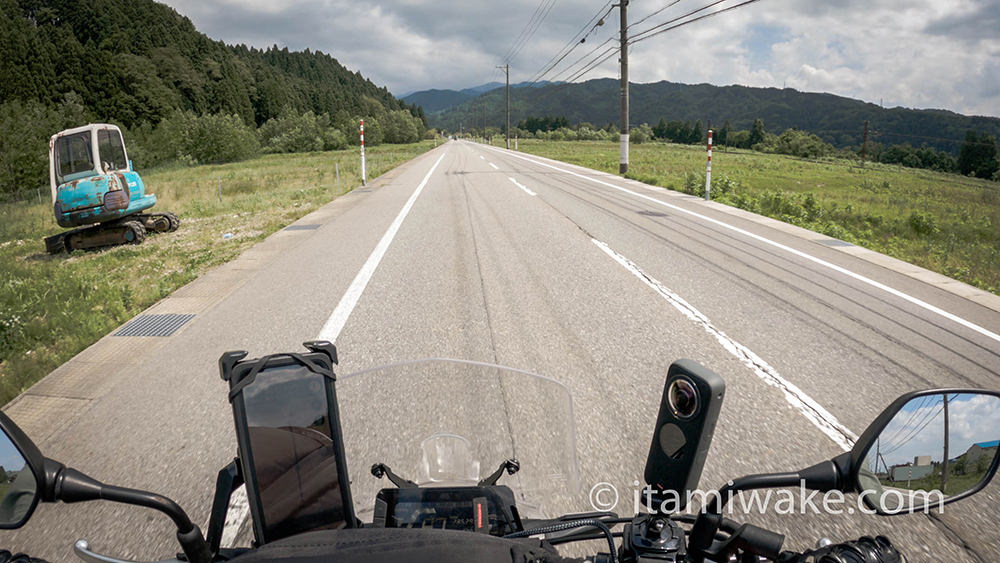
[498,64,510,149]
[618,0,629,174]
[942,395,950,495]
[861,120,869,167]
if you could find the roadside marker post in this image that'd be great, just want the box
[705,129,713,201]
[360,120,367,186]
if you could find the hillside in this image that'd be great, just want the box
[0,0,408,128]
[432,78,1000,153]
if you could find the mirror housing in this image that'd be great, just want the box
[849,389,1000,515]
[0,411,46,528]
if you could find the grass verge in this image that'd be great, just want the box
[0,141,437,405]
[514,139,999,295]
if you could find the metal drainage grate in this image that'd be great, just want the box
[284,224,321,231]
[114,314,195,337]
[819,238,854,247]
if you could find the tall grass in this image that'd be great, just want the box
[516,140,1000,295]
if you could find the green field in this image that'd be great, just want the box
[0,141,436,405]
[514,139,1000,296]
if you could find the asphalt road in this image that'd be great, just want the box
[2,140,998,561]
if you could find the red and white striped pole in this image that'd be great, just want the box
[704,129,713,200]
[360,119,366,186]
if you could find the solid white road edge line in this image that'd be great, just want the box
[219,151,448,546]
[317,152,447,343]
[508,177,537,196]
[482,145,1000,346]
[593,238,858,451]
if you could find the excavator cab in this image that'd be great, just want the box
[44,124,178,253]
[49,124,156,228]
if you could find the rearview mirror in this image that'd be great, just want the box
[0,411,45,528]
[851,390,1000,514]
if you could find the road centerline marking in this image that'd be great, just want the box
[489,162,499,170]
[508,177,537,196]
[482,145,1000,346]
[318,151,447,343]
[593,238,857,451]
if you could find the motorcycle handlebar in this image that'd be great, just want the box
[779,535,903,563]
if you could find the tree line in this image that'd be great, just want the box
[0,0,430,197]
[505,115,999,180]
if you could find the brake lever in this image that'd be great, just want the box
[72,540,180,563]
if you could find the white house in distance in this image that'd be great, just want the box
[890,455,933,482]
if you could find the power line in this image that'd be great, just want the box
[881,395,957,457]
[628,0,684,30]
[520,44,621,108]
[548,37,615,82]
[879,396,933,446]
[627,0,730,43]
[629,0,765,45]
[548,0,764,89]
[503,0,561,66]
[502,0,552,64]
[880,404,943,456]
[565,45,620,83]
[527,0,615,85]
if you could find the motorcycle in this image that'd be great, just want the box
[0,343,997,563]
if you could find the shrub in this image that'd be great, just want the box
[629,123,654,144]
[184,113,260,164]
[908,210,939,236]
[259,110,341,153]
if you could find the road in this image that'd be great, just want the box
[3,140,998,561]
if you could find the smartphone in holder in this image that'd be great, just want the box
[220,341,355,544]
[643,359,725,512]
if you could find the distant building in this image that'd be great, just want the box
[963,441,999,467]
[890,463,933,482]
[914,455,931,466]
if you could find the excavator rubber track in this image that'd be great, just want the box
[44,211,179,254]
[45,219,147,254]
[134,212,180,233]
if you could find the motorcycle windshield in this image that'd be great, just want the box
[336,359,580,522]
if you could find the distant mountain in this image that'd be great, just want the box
[461,82,504,95]
[401,81,563,115]
[401,89,477,113]
[431,78,1000,153]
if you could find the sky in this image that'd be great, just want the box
[872,393,1000,470]
[158,0,1000,117]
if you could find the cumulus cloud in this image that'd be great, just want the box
[159,0,1000,116]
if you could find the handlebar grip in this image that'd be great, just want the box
[785,535,902,563]
[0,550,50,563]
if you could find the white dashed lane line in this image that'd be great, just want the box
[508,177,537,196]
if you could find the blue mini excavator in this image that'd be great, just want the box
[43,123,179,253]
